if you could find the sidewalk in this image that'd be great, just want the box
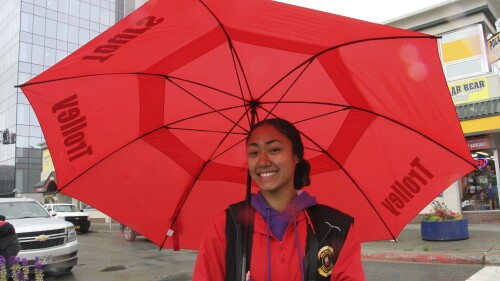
[91,223,500,264]
[362,224,500,264]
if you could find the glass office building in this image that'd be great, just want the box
[0,0,125,196]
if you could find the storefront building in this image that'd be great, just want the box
[387,0,500,223]
[456,100,500,222]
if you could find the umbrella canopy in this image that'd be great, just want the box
[19,0,475,249]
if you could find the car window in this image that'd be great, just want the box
[0,201,50,219]
[54,205,78,212]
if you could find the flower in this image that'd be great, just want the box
[0,256,44,281]
[21,259,28,281]
[0,256,6,281]
[34,257,44,281]
[422,201,463,222]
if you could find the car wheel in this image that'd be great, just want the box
[122,226,137,241]
[79,228,89,234]
[56,266,73,272]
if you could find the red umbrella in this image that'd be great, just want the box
[19,0,474,249]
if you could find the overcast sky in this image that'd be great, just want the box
[274,0,449,23]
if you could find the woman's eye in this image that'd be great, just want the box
[248,151,258,157]
[269,148,281,154]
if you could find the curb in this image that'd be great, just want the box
[484,252,500,264]
[362,251,486,264]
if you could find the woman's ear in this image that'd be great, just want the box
[295,155,299,164]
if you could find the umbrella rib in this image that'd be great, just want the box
[208,107,254,162]
[256,58,313,102]
[197,0,255,126]
[166,127,246,135]
[161,104,247,128]
[230,45,253,126]
[206,107,253,162]
[211,136,247,162]
[161,108,252,248]
[314,35,438,59]
[167,75,246,101]
[260,100,351,108]
[348,107,476,168]
[16,71,238,104]
[263,59,314,120]
[165,76,249,132]
[292,107,351,124]
[15,72,149,87]
[256,35,437,103]
[160,161,210,248]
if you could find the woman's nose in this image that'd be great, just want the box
[257,153,271,166]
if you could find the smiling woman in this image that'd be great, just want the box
[193,118,366,281]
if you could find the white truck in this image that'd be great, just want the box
[0,198,78,273]
[44,203,91,233]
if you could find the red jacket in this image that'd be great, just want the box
[193,208,365,280]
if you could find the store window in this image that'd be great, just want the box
[460,145,499,211]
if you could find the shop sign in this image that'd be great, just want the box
[42,150,54,172]
[448,77,489,105]
[487,32,500,64]
[467,137,491,150]
[474,157,488,169]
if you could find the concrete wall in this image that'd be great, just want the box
[124,0,148,16]
[386,0,500,34]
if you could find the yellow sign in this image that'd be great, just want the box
[487,32,500,64]
[42,150,54,172]
[448,77,489,105]
[442,34,483,63]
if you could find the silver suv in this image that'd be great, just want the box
[0,198,78,272]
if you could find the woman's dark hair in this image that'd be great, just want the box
[247,118,311,189]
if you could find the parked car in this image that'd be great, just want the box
[44,203,91,233]
[120,224,140,241]
[0,198,78,273]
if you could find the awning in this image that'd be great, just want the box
[33,171,57,193]
[456,97,500,134]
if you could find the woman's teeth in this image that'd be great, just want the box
[259,172,277,177]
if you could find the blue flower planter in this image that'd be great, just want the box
[421,219,469,241]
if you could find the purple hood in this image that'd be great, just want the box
[250,191,316,240]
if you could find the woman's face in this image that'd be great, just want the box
[246,124,298,193]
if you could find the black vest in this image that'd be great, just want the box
[225,201,353,281]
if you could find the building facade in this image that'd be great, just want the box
[0,0,126,197]
[387,0,500,223]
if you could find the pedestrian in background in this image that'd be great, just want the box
[0,215,20,260]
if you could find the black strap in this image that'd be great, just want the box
[304,204,353,280]
[226,201,254,281]
[305,217,319,281]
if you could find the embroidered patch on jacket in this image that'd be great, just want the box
[317,245,334,277]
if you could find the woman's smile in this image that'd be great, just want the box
[259,171,278,178]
